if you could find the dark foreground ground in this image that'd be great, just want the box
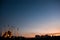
[0,36,60,40]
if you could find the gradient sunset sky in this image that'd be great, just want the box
[0,0,60,37]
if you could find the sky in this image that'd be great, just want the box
[0,0,60,37]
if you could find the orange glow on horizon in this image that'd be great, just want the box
[21,32,60,38]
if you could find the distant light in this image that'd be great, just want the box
[50,35,52,37]
[8,34,9,37]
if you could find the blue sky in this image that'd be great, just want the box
[0,0,60,36]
